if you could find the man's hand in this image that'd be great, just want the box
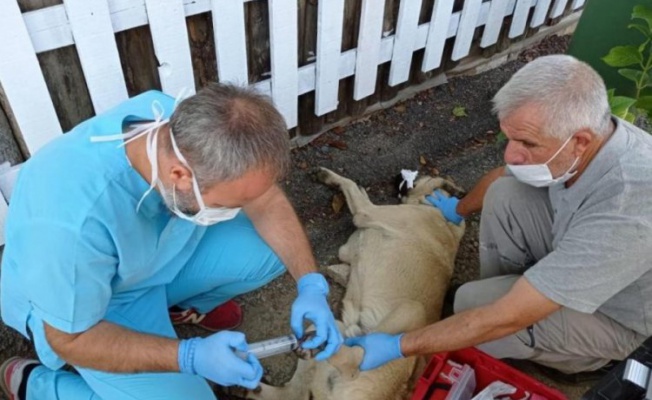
[426,189,463,225]
[178,331,263,389]
[344,333,404,371]
[291,273,343,361]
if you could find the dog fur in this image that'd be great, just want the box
[243,168,465,400]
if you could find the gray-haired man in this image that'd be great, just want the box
[345,54,652,382]
[0,83,342,399]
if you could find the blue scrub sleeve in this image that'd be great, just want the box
[15,218,117,334]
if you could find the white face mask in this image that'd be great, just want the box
[163,128,241,226]
[507,134,579,188]
[90,100,240,226]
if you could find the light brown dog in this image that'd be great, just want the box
[245,167,465,400]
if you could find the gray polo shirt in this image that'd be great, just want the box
[524,118,652,336]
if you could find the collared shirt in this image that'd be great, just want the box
[0,91,205,368]
[525,118,652,335]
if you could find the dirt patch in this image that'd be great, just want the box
[0,35,590,399]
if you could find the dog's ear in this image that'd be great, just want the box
[394,173,409,199]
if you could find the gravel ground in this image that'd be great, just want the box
[0,34,593,399]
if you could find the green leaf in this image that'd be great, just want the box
[640,38,650,54]
[610,95,637,119]
[452,106,467,117]
[633,5,652,32]
[496,130,507,144]
[619,68,648,86]
[636,96,652,112]
[607,88,616,101]
[625,111,637,123]
[629,22,651,38]
[602,45,643,67]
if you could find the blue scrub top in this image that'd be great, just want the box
[0,91,205,368]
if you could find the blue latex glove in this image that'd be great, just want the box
[344,333,404,371]
[291,273,343,361]
[426,189,463,225]
[178,331,263,389]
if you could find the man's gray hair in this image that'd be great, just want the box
[169,83,290,189]
[492,54,612,139]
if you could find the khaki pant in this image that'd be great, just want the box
[454,177,646,374]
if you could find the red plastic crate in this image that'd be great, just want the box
[411,347,567,400]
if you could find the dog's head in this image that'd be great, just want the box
[399,175,466,206]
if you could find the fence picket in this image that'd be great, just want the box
[422,0,455,71]
[571,0,586,9]
[531,0,552,27]
[452,0,483,61]
[550,0,569,18]
[315,0,345,115]
[212,0,249,85]
[145,0,195,97]
[0,0,62,155]
[480,0,511,48]
[269,0,299,127]
[354,0,385,100]
[389,0,423,86]
[63,0,128,114]
[509,0,533,38]
[0,197,7,245]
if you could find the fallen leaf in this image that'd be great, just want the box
[332,193,345,214]
[328,140,348,150]
[431,167,440,176]
[452,106,468,118]
[394,104,407,113]
[333,126,346,135]
[419,155,427,165]
[298,161,308,170]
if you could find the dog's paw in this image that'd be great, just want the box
[312,167,338,186]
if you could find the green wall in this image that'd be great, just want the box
[568,0,652,97]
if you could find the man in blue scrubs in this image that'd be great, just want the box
[0,83,342,399]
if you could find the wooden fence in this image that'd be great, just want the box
[0,0,585,244]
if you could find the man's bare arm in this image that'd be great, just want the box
[400,277,560,356]
[45,321,179,373]
[243,184,317,280]
[456,166,505,217]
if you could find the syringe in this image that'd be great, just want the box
[236,334,300,360]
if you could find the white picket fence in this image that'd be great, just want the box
[0,0,585,244]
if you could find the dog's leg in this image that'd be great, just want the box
[315,168,376,216]
[362,300,428,335]
[242,359,316,400]
[325,263,351,287]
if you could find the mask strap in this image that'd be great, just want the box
[545,134,575,165]
[167,128,208,210]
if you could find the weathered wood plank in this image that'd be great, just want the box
[353,0,385,100]
[212,0,249,85]
[509,0,533,39]
[269,0,299,127]
[315,0,345,115]
[145,0,195,97]
[550,0,569,19]
[481,0,510,48]
[531,0,552,28]
[388,0,422,86]
[0,0,62,154]
[451,0,482,61]
[422,0,455,71]
[63,0,129,113]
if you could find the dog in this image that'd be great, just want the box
[244,167,466,400]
